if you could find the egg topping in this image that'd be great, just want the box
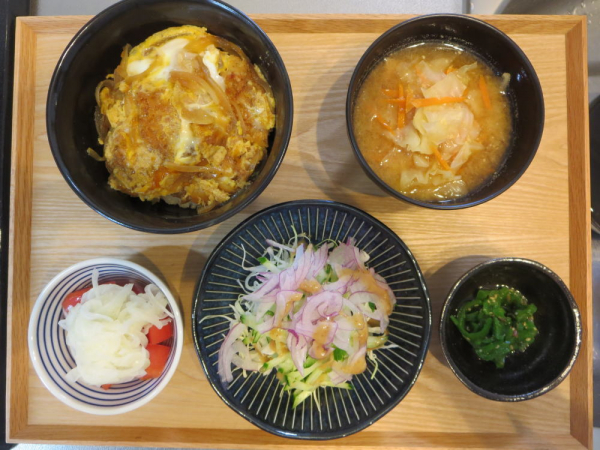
[95,25,275,212]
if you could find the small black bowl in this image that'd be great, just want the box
[439,258,582,401]
[47,0,293,233]
[346,14,544,209]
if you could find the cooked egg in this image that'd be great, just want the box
[95,25,275,212]
[202,45,225,89]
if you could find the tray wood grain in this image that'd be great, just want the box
[7,14,591,449]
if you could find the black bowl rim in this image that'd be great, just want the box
[345,13,545,210]
[191,199,433,439]
[46,0,293,234]
[438,257,582,402]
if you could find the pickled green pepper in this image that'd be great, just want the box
[450,286,538,368]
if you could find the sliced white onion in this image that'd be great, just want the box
[58,271,171,386]
[218,323,247,383]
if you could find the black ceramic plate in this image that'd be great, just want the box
[192,200,431,439]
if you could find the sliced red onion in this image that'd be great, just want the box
[281,245,314,290]
[306,245,329,280]
[275,291,299,323]
[328,243,357,269]
[279,268,297,291]
[323,272,353,294]
[316,301,339,319]
[348,291,378,306]
[294,320,316,339]
[287,332,308,375]
[349,291,390,331]
[353,246,369,270]
[256,272,275,282]
[220,237,398,393]
[357,306,379,322]
[332,333,352,352]
[255,316,274,334]
[372,269,397,308]
[347,276,369,294]
[293,246,313,286]
[299,291,343,329]
[232,341,249,357]
[330,368,352,385]
[218,323,247,383]
[260,343,276,357]
[243,274,279,301]
[256,290,299,333]
[348,344,367,368]
[378,311,390,332]
[230,341,261,372]
[323,321,338,344]
[231,355,261,372]
[341,298,361,316]
[292,244,305,270]
[328,240,370,271]
[254,297,276,320]
[299,320,339,350]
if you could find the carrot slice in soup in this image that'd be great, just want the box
[431,144,452,172]
[411,97,464,108]
[396,83,405,128]
[479,75,492,110]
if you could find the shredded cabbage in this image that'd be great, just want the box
[209,231,397,408]
[378,56,506,198]
[58,270,172,386]
[422,71,466,99]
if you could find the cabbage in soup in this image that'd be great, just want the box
[353,43,512,202]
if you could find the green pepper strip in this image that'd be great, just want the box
[450,287,539,368]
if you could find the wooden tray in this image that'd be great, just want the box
[7,14,591,449]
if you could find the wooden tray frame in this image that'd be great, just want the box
[6,14,592,449]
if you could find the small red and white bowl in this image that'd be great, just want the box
[28,258,183,415]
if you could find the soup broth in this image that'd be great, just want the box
[353,42,512,202]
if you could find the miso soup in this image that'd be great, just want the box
[353,43,512,202]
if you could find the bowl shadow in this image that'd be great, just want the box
[424,254,492,366]
[129,246,204,330]
[306,67,410,215]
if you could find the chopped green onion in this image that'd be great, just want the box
[333,347,348,362]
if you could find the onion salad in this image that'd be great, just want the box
[58,270,174,387]
[208,233,399,408]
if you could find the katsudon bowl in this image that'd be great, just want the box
[47,0,293,233]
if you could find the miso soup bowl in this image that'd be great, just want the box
[346,14,544,209]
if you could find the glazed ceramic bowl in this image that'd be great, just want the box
[192,199,432,439]
[439,258,581,401]
[28,258,183,414]
[346,14,544,209]
[47,0,293,233]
